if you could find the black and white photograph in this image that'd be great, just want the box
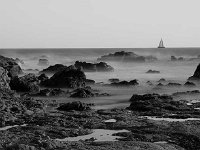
[1,0,200,149]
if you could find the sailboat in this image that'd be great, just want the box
[158,39,165,48]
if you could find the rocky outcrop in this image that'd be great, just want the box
[110,79,139,86]
[188,63,200,80]
[146,70,160,74]
[41,67,86,88]
[10,73,40,93]
[38,58,49,66]
[70,88,95,98]
[85,79,95,84]
[39,64,68,74]
[97,51,157,62]
[75,61,114,72]
[108,78,120,83]
[57,101,92,111]
[38,73,49,82]
[0,67,10,89]
[33,88,67,97]
[0,55,22,78]
[128,93,190,114]
[171,56,184,61]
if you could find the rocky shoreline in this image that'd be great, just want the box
[1,55,200,149]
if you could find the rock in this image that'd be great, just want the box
[39,64,68,74]
[188,63,200,80]
[157,83,164,86]
[97,51,157,62]
[171,56,177,61]
[41,67,86,88]
[70,88,95,98]
[128,93,190,113]
[36,88,67,97]
[110,79,139,86]
[0,67,10,89]
[85,79,95,84]
[158,78,166,82]
[0,55,22,78]
[97,51,145,62]
[38,73,49,82]
[10,73,40,93]
[74,61,114,72]
[15,58,24,65]
[167,83,182,87]
[108,78,120,83]
[146,70,160,74]
[184,81,196,87]
[38,58,49,66]
[57,101,92,111]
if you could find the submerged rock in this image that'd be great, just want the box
[74,61,114,72]
[39,64,68,74]
[41,67,86,88]
[10,73,40,93]
[38,58,49,66]
[34,88,67,97]
[0,55,22,78]
[108,78,120,83]
[57,101,92,111]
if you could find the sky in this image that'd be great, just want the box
[0,0,200,48]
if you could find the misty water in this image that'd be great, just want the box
[2,48,200,109]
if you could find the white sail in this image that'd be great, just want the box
[158,39,165,48]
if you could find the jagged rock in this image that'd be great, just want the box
[97,51,157,62]
[0,55,22,78]
[188,63,200,80]
[38,58,49,66]
[39,64,68,74]
[146,70,160,74]
[10,73,40,93]
[75,61,114,72]
[184,81,196,87]
[70,88,95,98]
[0,67,10,89]
[57,101,92,111]
[41,67,86,88]
[110,79,139,86]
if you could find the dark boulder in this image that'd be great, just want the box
[97,51,157,62]
[74,61,114,72]
[10,73,40,93]
[171,56,177,61]
[39,64,68,74]
[0,55,22,78]
[41,67,86,88]
[70,88,95,98]
[146,70,160,74]
[110,79,139,86]
[128,93,190,113]
[188,63,200,80]
[158,78,166,82]
[57,101,92,111]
